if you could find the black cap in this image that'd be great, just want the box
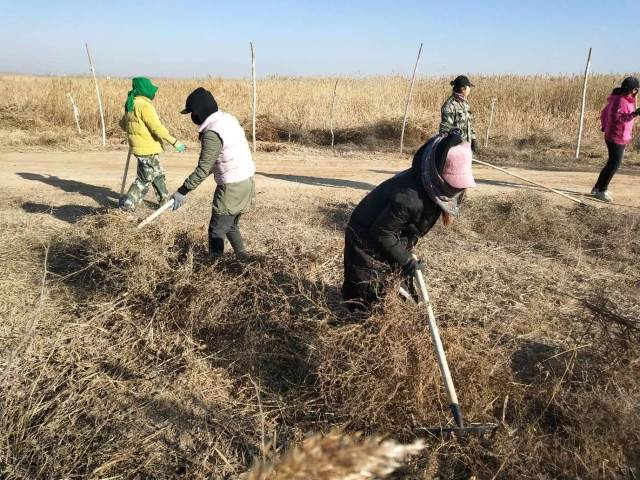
[450,75,474,89]
[181,87,218,114]
[621,76,640,91]
[181,87,219,125]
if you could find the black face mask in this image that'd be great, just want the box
[184,87,219,126]
[189,105,216,125]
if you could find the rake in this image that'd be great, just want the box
[120,149,132,197]
[137,198,175,229]
[412,256,498,436]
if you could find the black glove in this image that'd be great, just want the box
[471,139,478,153]
[635,108,640,117]
[402,257,424,278]
[448,127,463,138]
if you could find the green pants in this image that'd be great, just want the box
[125,154,169,206]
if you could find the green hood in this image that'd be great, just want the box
[124,77,159,112]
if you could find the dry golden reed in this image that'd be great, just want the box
[1,73,638,152]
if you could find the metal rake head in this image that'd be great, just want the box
[417,422,499,438]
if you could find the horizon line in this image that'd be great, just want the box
[1,72,638,81]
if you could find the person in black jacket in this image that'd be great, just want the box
[342,131,476,312]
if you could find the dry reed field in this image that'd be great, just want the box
[1,74,639,168]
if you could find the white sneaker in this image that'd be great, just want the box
[590,188,599,196]
[594,190,613,203]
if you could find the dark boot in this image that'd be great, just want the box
[152,175,170,205]
[226,215,247,259]
[208,213,234,257]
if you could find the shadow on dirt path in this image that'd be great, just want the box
[258,172,376,190]
[16,172,120,207]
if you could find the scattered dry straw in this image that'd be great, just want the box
[1,191,639,479]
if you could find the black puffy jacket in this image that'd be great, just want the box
[347,160,442,268]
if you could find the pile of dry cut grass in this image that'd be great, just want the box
[1,192,639,479]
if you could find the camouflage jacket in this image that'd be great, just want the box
[439,94,476,143]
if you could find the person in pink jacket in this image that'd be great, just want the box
[592,76,640,202]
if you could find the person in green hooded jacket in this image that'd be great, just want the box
[119,77,185,210]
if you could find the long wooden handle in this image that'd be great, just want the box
[137,198,175,229]
[413,257,461,426]
[472,158,585,205]
[120,150,132,196]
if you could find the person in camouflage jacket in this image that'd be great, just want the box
[439,75,477,152]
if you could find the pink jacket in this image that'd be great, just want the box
[600,94,637,145]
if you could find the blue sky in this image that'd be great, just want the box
[2,0,638,77]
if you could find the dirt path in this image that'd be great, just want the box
[1,148,638,225]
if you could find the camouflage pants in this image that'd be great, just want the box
[124,155,169,206]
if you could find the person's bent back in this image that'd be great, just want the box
[342,131,476,313]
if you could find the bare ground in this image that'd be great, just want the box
[1,147,638,227]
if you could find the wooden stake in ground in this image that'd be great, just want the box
[330,79,339,148]
[575,47,592,159]
[472,158,585,205]
[400,43,423,154]
[484,97,497,147]
[85,43,106,147]
[66,93,82,134]
[250,41,257,153]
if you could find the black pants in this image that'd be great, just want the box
[594,141,625,191]
[341,228,388,312]
[208,213,245,256]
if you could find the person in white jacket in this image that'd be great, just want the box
[173,88,256,259]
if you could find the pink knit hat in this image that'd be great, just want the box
[441,142,476,189]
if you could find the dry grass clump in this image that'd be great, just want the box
[1,233,264,478]
[459,192,640,270]
[47,213,182,301]
[1,191,639,478]
[246,431,425,480]
[2,74,639,167]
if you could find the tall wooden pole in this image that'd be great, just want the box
[575,47,592,159]
[400,43,423,154]
[67,93,82,134]
[484,97,496,147]
[250,41,257,153]
[329,79,339,148]
[85,43,106,147]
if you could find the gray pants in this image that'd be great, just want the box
[208,213,245,257]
